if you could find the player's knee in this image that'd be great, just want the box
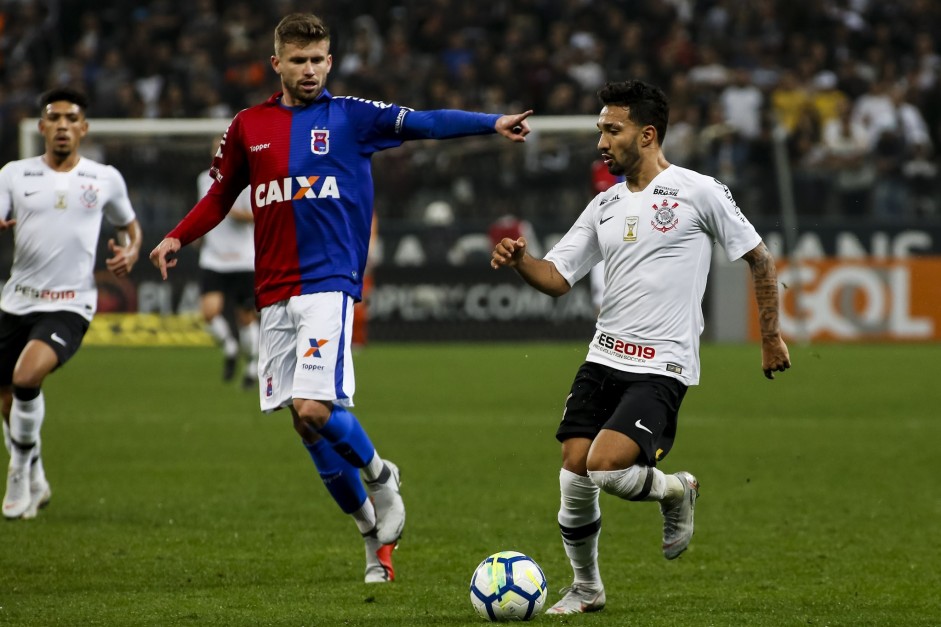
[11,366,46,390]
[588,465,650,500]
[292,398,331,429]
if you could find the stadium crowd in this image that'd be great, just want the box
[1,0,939,219]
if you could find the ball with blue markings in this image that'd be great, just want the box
[469,551,547,621]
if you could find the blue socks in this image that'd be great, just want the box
[303,437,367,514]
[316,406,376,468]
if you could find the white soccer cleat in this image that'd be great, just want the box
[545,583,606,615]
[3,463,31,520]
[366,460,405,545]
[22,475,52,520]
[661,471,699,560]
[363,534,396,583]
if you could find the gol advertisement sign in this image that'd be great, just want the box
[748,258,941,342]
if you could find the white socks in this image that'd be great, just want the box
[208,315,238,357]
[589,464,684,503]
[240,320,259,376]
[558,469,602,587]
[362,453,384,483]
[10,392,44,468]
[351,498,378,535]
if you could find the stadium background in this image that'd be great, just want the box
[1,0,939,344]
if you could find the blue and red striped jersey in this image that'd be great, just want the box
[168,90,499,308]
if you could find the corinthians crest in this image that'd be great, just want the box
[651,199,679,233]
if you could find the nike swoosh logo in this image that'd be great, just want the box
[599,216,614,225]
[50,332,67,347]
[25,191,40,197]
[634,419,652,434]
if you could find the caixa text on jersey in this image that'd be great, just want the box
[13,284,76,301]
[254,175,340,206]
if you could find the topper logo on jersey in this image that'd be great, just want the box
[254,176,341,207]
[311,129,329,154]
[303,338,329,358]
[651,199,679,233]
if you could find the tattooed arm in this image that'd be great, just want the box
[742,242,791,380]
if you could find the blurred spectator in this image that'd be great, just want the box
[852,78,896,148]
[0,0,938,222]
[771,70,809,133]
[902,144,938,216]
[720,68,763,141]
[871,126,910,218]
[822,99,874,216]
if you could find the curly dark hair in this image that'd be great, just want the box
[38,87,89,113]
[597,80,669,144]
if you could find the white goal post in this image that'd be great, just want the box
[19,116,599,159]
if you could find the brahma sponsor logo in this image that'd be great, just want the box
[254,176,340,206]
[595,332,656,360]
[13,284,77,301]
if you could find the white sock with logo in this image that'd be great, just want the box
[10,392,44,469]
[2,420,11,455]
[558,469,603,587]
[589,464,683,502]
[351,498,378,535]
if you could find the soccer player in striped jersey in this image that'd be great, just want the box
[0,87,142,520]
[492,80,790,614]
[149,13,532,583]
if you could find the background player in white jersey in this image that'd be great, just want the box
[0,87,142,520]
[197,138,258,389]
[491,80,791,615]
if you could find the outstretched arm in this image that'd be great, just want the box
[742,241,791,379]
[491,236,570,297]
[401,109,532,142]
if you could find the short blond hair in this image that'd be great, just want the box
[274,13,330,56]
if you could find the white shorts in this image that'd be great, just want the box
[257,292,356,413]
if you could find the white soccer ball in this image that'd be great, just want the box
[469,551,548,622]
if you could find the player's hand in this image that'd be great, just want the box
[761,336,791,380]
[0,218,15,231]
[149,237,181,281]
[491,236,528,270]
[106,238,138,278]
[495,110,533,142]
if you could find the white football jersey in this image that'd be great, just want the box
[196,169,254,273]
[545,165,761,385]
[0,156,136,321]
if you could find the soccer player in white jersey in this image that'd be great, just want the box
[197,138,258,389]
[0,87,142,520]
[492,80,791,615]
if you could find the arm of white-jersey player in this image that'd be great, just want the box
[491,236,571,297]
[742,242,790,380]
[106,219,143,278]
[0,163,15,230]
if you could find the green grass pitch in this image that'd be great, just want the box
[1,342,939,626]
